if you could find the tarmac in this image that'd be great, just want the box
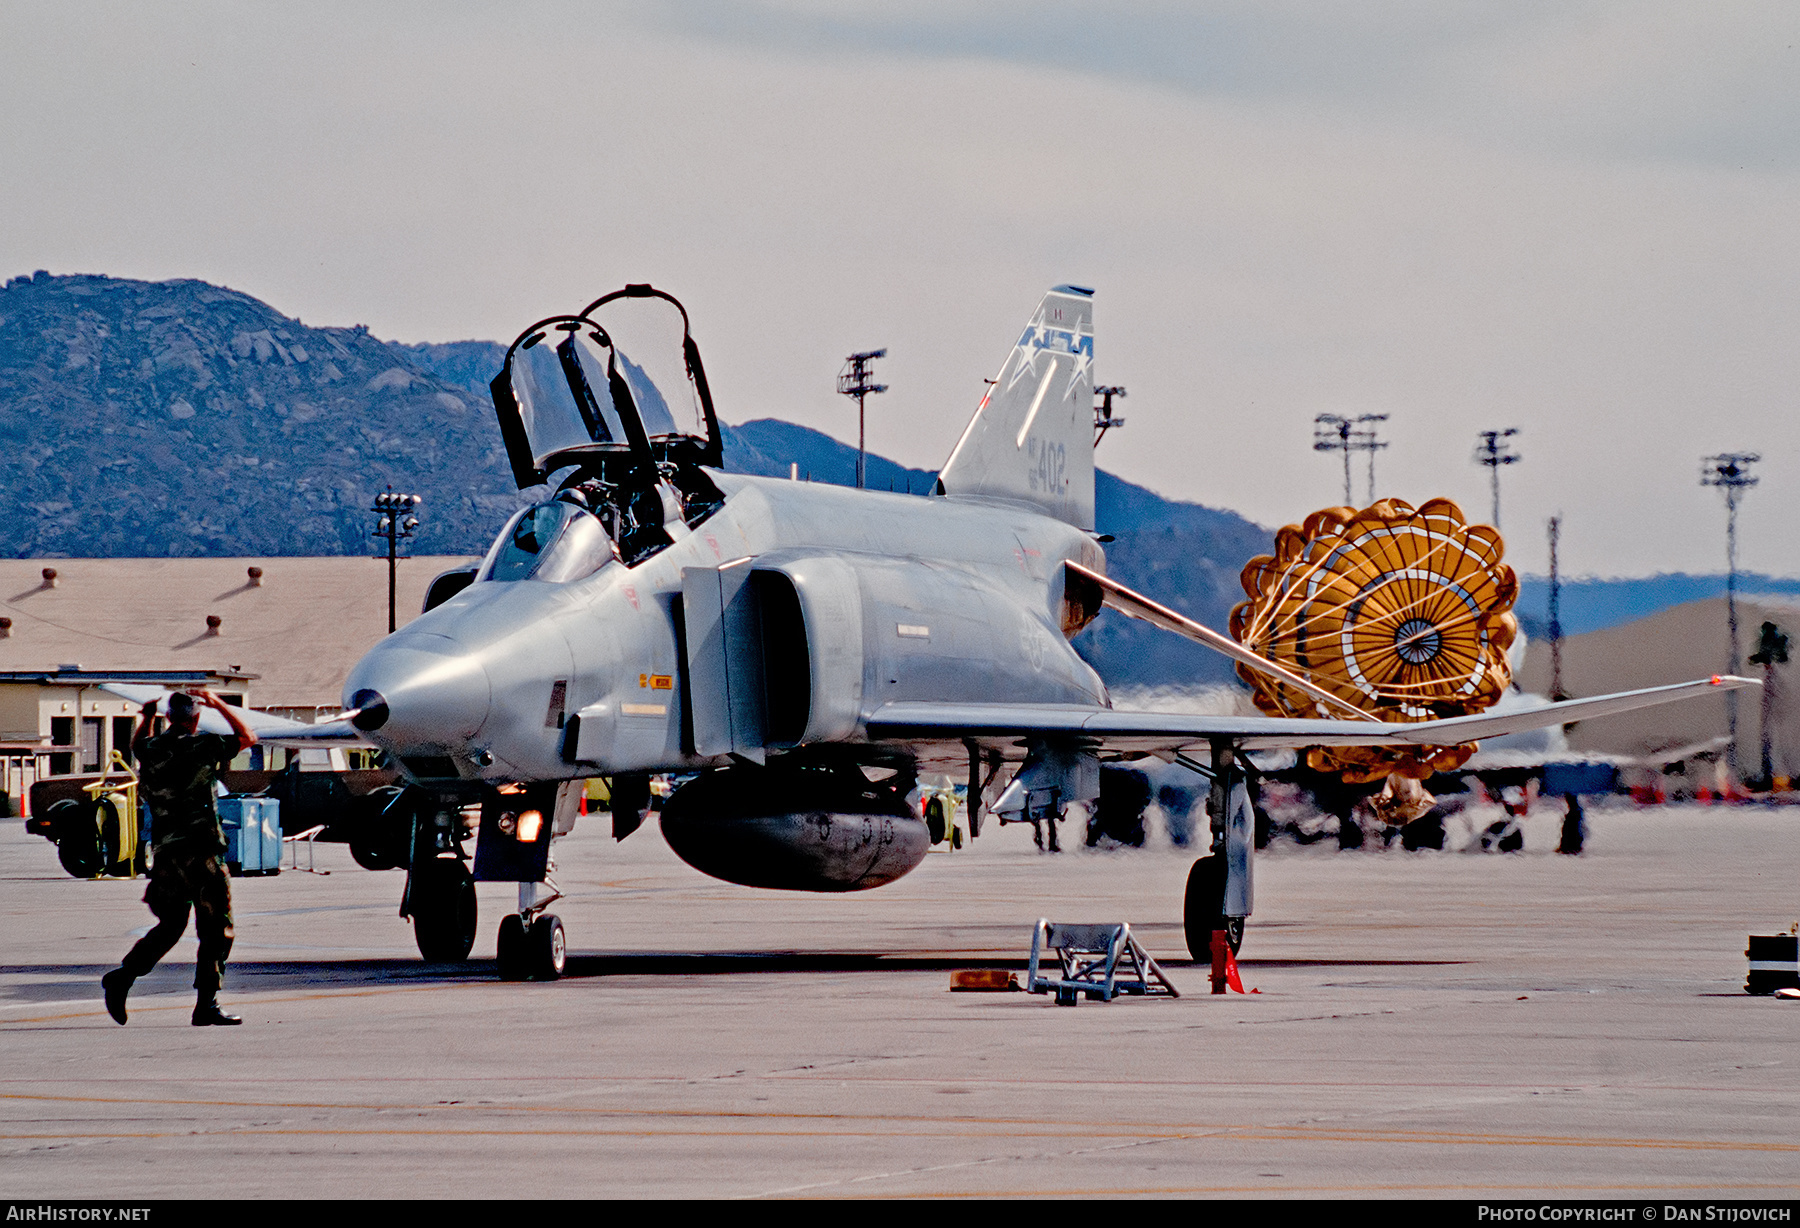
[2,800,1797,1200]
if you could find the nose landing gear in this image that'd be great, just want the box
[408,857,477,962]
[401,796,479,962]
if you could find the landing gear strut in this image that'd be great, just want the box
[1177,742,1254,960]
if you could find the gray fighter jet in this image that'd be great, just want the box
[228,284,1754,977]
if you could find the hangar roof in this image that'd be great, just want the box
[0,557,475,710]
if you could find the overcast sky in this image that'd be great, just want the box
[4,1,1798,580]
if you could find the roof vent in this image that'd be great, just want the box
[40,567,57,589]
[205,615,222,636]
[247,566,264,587]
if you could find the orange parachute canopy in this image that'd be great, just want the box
[1229,497,1519,782]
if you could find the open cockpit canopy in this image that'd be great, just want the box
[490,285,722,489]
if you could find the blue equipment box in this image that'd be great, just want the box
[1542,762,1617,797]
[219,796,281,877]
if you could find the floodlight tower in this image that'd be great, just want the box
[1314,413,1389,506]
[1473,428,1521,530]
[1702,451,1760,780]
[1547,515,1566,701]
[1094,386,1127,445]
[837,349,888,490]
[1357,414,1389,504]
[1748,620,1789,790]
[371,487,422,634]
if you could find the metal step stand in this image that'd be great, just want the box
[1025,920,1180,1005]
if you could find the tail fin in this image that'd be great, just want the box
[937,285,1095,528]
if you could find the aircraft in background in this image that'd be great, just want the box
[123,284,1755,977]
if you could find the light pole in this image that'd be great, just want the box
[371,487,422,634]
[1749,620,1788,790]
[1314,413,1389,506]
[1547,514,1566,701]
[1702,451,1759,781]
[1094,386,1127,445]
[837,349,887,490]
[1473,428,1521,530]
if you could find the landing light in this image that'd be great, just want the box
[516,809,543,843]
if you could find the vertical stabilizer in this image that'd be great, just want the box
[936,286,1095,528]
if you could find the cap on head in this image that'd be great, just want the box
[166,692,199,721]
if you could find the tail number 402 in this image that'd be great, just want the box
[1027,438,1067,494]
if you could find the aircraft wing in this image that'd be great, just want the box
[866,676,1756,755]
[99,683,373,746]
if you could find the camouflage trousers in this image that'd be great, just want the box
[121,847,235,996]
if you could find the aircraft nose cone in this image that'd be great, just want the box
[342,633,491,751]
[347,689,390,732]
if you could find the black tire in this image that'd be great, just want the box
[924,796,949,845]
[1183,855,1229,960]
[412,861,478,962]
[496,914,528,981]
[350,787,408,870]
[96,797,130,877]
[529,913,566,981]
[1400,813,1446,851]
[349,838,394,872]
[48,799,102,879]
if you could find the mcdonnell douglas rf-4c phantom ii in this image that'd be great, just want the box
[139,283,1754,978]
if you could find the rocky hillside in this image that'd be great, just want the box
[0,270,523,557]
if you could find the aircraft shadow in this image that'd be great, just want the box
[1,954,1467,1001]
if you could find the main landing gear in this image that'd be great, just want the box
[496,881,565,981]
[1177,743,1254,962]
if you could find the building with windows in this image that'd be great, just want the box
[0,556,471,812]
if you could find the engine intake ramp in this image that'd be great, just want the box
[1025,920,1179,1005]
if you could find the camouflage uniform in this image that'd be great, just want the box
[119,731,240,996]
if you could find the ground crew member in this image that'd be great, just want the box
[101,690,257,1026]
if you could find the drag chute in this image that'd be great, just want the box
[1229,498,1519,781]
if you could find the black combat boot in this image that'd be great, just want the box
[191,997,242,1027]
[101,968,133,1025]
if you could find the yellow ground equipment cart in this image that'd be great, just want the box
[41,751,144,879]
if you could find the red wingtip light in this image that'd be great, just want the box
[1711,674,1723,685]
